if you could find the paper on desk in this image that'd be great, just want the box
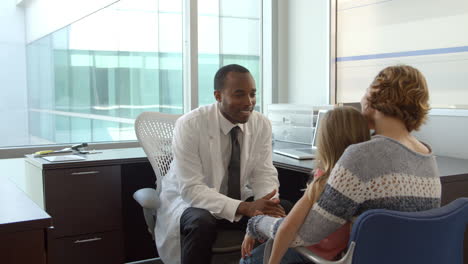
[42,155,86,162]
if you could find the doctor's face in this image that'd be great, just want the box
[214,72,256,124]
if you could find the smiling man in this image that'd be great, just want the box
[154,64,290,264]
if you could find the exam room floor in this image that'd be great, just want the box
[141,251,241,264]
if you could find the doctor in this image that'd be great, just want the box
[155,64,289,264]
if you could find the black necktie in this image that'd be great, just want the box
[227,126,241,200]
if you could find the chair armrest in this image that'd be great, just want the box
[133,188,159,209]
[294,242,356,264]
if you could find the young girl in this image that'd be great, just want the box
[301,106,371,260]
[241,106,371,263]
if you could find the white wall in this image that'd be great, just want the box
[0,158,25,183]
[277,0,289,103]
[413,110,468,159]
[276,0,329,105]
[337,0,468,106]
[335,0,468,160]
[23,0,118,43]
[0,0,28,146]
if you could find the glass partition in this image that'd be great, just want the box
[26,0,183,145]
[198,0,262,109]
[5,0,264,149]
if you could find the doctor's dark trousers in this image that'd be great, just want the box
[179,198,293,264]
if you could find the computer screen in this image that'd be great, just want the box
[311,109,329,148]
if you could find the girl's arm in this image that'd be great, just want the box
[247,163,360,252]
[268,194,314,264]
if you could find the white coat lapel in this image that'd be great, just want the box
[208,104,224,190]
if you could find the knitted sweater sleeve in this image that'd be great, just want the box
[247,148,365,246]
[294,162,365,246]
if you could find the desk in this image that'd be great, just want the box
[22,149,155,263]
[20,146,468,263]
[0,172,51,264]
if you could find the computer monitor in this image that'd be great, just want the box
[273,109,330,160]
[311,109,328,149]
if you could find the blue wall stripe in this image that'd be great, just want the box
[337,46,468,62]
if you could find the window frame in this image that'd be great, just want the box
[1,0,269,159]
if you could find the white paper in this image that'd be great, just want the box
[42,155,86,162]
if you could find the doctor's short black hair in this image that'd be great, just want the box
[214,64,250,91]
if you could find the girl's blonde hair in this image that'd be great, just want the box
[306,106,371,204]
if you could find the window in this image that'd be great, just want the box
[198,0,262,109]
[2,0,263,149]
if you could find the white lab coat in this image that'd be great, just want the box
[155,103,280,264]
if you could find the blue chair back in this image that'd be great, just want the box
[349,197,468,264]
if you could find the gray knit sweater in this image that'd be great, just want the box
[248,135,441,246]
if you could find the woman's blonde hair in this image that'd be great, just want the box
[368,65,430,132]
[306,106,371,204]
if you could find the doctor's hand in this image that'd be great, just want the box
[237,190,286,218]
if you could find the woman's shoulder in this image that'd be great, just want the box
[335,137,403,177]
[341,135,428,159]
[339,137,385,161]
[336,136,437,182]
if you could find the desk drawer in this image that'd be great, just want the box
[47,230,124,264]
[44,165,122,238]
[0,229,46,264]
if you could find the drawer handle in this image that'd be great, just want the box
[71,171,100,175]
[74,237,102,244]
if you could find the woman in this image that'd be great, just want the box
[241,65,442,264]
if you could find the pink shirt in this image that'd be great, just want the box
[306,169,350,260]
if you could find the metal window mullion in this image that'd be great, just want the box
[259,0,264,112]
[262,0,275,110]
[330,0,337,105]
[90,51,96,143]
[47,33,56,143]
[218,0,222,67]
[157,0,162,112]
[183,0,199,112]
[66,27,72,143]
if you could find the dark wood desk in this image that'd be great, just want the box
[0,175,52,264]
[23,149,150,264]
[21,146,468,263]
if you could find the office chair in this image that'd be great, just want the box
[133,111,244,259]
[293,197,468,264]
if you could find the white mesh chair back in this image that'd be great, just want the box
[135,112,181,195]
